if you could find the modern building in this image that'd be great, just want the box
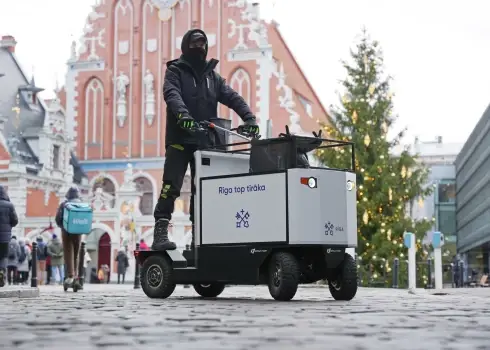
[455,104,490,273]
[0,35,87,241]
[393,136,462,255]
[53,0,331,279]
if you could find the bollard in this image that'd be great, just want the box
[78,242,86,287]
[392,258,399,288]
[450,263,454,288]
[459,261,464,288]
[31,241,38,288]
[426,258,433,289]
[134,243,140,289]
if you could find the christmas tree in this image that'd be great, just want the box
[316,29,434,286]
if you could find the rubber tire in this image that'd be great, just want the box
[73,284,79,293]
[268,251,300,301]
[140,255,176,299]
[328,253,358,301]
[193,283,225,298]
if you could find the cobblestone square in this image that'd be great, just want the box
[0,284,489,349]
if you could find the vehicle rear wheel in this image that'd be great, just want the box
[140,255,176,299]
[268,251,300,301]
[193,283,225,297]
[328,253,358,301]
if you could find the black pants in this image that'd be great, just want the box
[0,242,8,271]
[154,145,197,222]
[7,266,17,284]
[18,271,28,283]
[117,273,125,284]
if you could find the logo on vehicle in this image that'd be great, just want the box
[250,248,267,254]
[236,209,250,228]
[325,222,334,235]
[326,248,342,253]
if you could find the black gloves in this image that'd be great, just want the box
[238,118,259,136]
[177,113,196,130]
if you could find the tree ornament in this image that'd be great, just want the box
[418,197,424,208]
[368,84,375,95]
[401,166,407,178]
[407,168,412,178]
[388,187,392,201]
[381,121,388,134]
[352,110,358,124]
[364,134,371,146]
[342,94,350,104]
[363,210,369,224]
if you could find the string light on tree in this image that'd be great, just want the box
[314,28,433,281]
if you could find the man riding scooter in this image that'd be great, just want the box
[152,29,259,251]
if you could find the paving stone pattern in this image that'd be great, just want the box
[0,284,489,350]
[0,285,39,298]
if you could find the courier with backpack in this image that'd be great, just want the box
[62,202,93,234]
[55,186,92,292]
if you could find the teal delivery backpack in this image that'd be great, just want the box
[62,202,93,234]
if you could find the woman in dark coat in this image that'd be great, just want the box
[115,249,129,284]
[0,185,18,287]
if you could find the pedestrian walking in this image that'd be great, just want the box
[115,249,129,284]
[48,234,64,284]
[17,238,30,284]
[7,236,21,285]
[36,236,48,285]
[0,185,18,287]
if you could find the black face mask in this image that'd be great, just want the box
[183,32,208,73]
[188,46,206,61]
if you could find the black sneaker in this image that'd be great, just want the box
[151,219,177,251]
[0,271,4,287]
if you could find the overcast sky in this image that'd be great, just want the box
[1,0,489,144]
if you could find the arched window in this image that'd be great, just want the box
[92,177,116,208]
[84,78,104,159]
[228,68,251,128]
[134,177,154,215]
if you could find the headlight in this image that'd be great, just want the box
[307,177,317,188]
[346,180,355,191]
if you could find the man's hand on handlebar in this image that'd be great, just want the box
[177,113,197,130]
[237,119,259,137]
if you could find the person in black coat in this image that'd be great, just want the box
[0,185,18,287]
[152,28,259,251]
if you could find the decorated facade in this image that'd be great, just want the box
[56,0,331,280]
[0,35,88,243]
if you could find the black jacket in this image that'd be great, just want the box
[0,186,18,243]
[164,29,256,147]
[55,187,81,230]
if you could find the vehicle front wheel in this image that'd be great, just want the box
[140,255,176,299]
[268,251,300,301]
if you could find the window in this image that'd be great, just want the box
[437,182,456,203]
[53,145,60,170]
[134,177,154,215]
[296,92,313,118]
[437,206,456,236]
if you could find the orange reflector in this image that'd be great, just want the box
[300,177,309,185]
[208,123,215,128]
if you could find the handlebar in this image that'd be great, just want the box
[191,121,260,141]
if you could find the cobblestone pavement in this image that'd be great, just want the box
[1,284,489,350]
